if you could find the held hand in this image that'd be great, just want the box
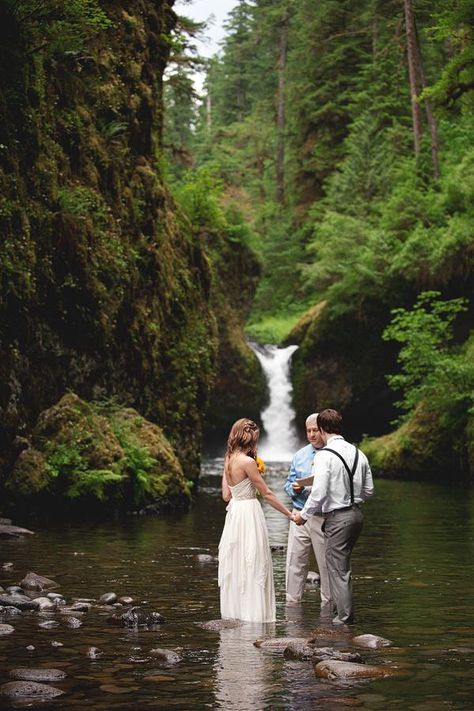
[292,512,305,526]
[292,482,303,494]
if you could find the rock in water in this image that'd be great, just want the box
[0,624,14,635]
[314,660,395,679]
[0,525,34,538]
[196,619,244,632]
[306,570,320,584]
[0,594,38,610]
[19,572,58,591]
[99,592,118,605]
[254,637,308,651]
[0,681,64,698]
[9,668,66,682]
[87,647,103,659]
[107,606,165,628]
[149,648,183,665]
[352,633,393,648]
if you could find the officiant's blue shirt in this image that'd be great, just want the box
[284,443,318,511]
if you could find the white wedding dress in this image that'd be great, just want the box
[218,477,276,623]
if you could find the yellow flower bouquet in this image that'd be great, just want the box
[256,456,266,475]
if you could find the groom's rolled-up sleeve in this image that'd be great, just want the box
[300,453,330,519]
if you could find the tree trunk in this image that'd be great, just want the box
[415,32,440,178]
[275,9,289,206]
[404,0,422,157]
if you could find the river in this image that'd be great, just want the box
[1,461,473,710]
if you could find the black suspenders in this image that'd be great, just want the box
[321,446,359,504]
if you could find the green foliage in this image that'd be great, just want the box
[173,164,226,232]
[57,185,108,225]
[383,291,471,419]
[7,0,112,55]
[45,441,124,501]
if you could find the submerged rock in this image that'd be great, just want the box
[283,642,362,663]
[195,554,217,563]
[0,525,34,538]
[0,680,64,699]
[254,637,307,651]
[0,594,38,610]
[149,648,183,665]
[197,619,244,632]
[352,634,393,648]
[314,660,395,679]
[5,586,23,595]
[107,606,165,628]
[20,572,58,591]
[87,646,103,659]
[9,668,66,682]
[0,624,14,635]
[33,597,55,610]
[99,592,117,605]
[306,571,320,584]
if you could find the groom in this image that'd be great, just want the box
[293,409,374,624]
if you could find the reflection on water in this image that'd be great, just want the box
[0,460,473,710]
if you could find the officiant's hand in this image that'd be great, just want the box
[292,512,305,526]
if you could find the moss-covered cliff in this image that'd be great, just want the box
[0,0,264,506]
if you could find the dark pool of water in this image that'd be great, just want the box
[0,461,473,710]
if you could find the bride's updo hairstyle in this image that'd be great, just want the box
[225,418,260,460]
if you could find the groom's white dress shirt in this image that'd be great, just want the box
[300,435,374,518]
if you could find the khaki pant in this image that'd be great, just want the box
[286,510,332,611]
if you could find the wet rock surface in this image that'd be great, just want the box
[352,633,393,648]
[254,637,308,651]
[19,572,58,591]
[99,592,118,605]
[149,648,183,664]
[0,525,35,539]
[197,619,244,631]
[9,668,66,682]
[0,594,38,610]
[283,642,362,663]
[195,554,217,563]
[314,659,395,679]
[0,624,14,635]
[0,680,64,698]
[107,606,165,628]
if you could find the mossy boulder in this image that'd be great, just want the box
[362,401,473,478]
[7,393,190,510]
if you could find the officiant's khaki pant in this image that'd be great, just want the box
[286,512,332,612]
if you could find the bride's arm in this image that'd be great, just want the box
[246,459,292,519]
[222,471,232,502]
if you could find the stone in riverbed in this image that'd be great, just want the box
[196,619,244,632]
[254,637,308,651]
[352,634,393,649]
[306,570,320,584]
[5,586,23,595]
[87,646,103,659]
[270,544,286,552]
[118,596,134,605]
[195,554,217,563]
[1,562,13,572]
[32,596,55,610]
[39,620,59,629]
[69,601,91,612]
[65,616,82,628]
[283,642,362,663]
[0,680,64,699]
[0,624,14,635]
[9,668,66,682]
[314,660,395,679]
[20,572,58,591]
[149,648,183,665]
[107,606,165,628]
[0,524,34,539]
[99,592,117,605]
[0,606,22,616]
[0,594,38,610]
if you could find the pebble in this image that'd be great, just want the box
[33,596,55,610]
[87,647,103,659]
[39,620,59,629]
[26,645,35,651]
[195,554,216,563]
[0,624,14,635]
[65,616,82,628]
[306,570,320,584]
[352,634,393,649]
[118,596,134,605]
[51,641,63,647]
[149,648,183,665]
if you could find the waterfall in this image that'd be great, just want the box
[250,343,299,461]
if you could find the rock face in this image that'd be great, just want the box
[0,0,263,501]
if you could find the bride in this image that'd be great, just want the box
[218,418,292,623]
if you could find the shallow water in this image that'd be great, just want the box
[0,460,473,710]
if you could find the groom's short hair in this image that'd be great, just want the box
[317,409,343,434]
